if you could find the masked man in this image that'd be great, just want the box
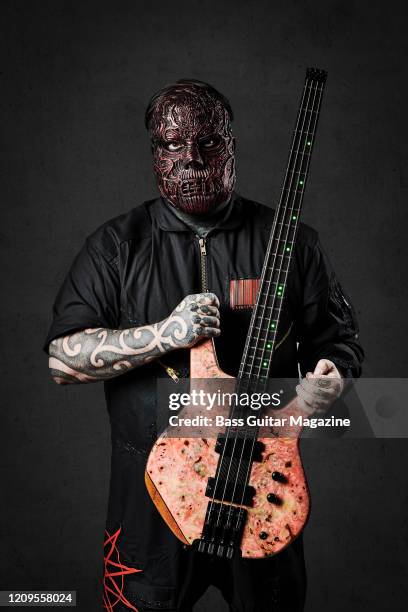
[44,80,363,611]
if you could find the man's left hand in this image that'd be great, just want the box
[296,359,343,416]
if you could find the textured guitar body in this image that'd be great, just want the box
[145,339,310,559]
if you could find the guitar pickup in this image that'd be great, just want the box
[215,436,264,462]
[205,477,256,506]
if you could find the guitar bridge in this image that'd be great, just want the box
[195,501,247,559]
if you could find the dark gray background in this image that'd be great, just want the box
[1,0,408,610]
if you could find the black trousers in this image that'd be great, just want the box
[114,536,306,612]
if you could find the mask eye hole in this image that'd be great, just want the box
[164,141,183,152]
[199,135,220,148]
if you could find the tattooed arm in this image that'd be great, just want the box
[48,293,220,385]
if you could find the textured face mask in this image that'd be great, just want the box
[149,93,236,215]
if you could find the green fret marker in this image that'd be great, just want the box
[292,215,297,220]
[266,343,272,349]
[299,180,304,185]
[270,322,276,329]
[286,246,291,252]
[278,285,283,290]
[263,361,268,368]
[307,141,311,146]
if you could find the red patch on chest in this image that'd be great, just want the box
[229,278,261,309]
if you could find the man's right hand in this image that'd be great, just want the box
[166,293,221,349]
[48,292,221,385]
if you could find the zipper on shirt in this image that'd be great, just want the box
[157,358,180,382]
[198,236,208,292]
[159,235,209,383]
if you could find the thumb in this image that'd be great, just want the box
[313,359,333,376]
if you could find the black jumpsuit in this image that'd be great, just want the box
[44,193,364,611]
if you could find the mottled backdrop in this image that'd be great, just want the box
[1,1,408,610]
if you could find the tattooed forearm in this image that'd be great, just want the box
[48,293,221,385]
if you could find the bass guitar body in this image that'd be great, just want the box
[145,339,310,559]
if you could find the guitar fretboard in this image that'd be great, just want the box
[238,68,327,390]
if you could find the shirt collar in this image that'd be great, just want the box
[149,191,245,232]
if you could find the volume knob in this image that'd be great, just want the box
[272,471,287,483]
[267,493,282,505]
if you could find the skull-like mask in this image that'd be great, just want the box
[148,90,236,215]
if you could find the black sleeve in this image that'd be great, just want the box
[297,236,364,378]
[42,237,121,353]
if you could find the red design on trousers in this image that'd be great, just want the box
[103,526,142,611]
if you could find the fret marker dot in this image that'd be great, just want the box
[263,361,268,368]
[292,215,297,220]
[267,343,272,349]
[286,247,290,252]
[299,180,304,185]
[270,323,276,329]
[307,141,311,146]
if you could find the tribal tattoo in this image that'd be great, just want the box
[49,293,220,384]
[295,361,343,415]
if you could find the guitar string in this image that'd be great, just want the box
[237,78,311,380]
[217,77,316,534]
[227,78,318,530]
[243,78,320,386]
[203,73,324,549]
[235,79,323,514]
[210,76,316,539]
[207,73,317,541]
[234,78,324,530]
[251,81,321,389]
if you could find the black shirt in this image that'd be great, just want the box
[43,193,364,585]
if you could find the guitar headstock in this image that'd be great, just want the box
[306,67,328,83]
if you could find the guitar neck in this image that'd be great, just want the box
[238,68,327,385]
